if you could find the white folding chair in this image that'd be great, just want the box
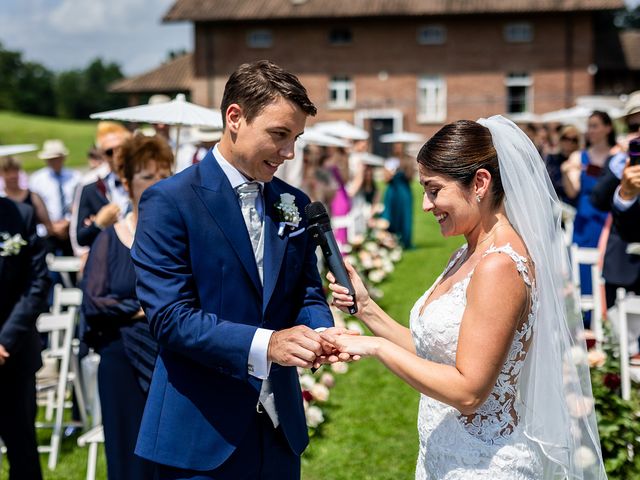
[36,308,78,470]
[570,244,605,346]
[46,254,82,288]
[38,285,88,429]
[612,289,640,401]
[77,425,104,480]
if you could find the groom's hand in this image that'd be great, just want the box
[313,328,362,367]
[267,326,324,368]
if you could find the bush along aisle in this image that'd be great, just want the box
[586,325,640,478]
[300,220,403,435]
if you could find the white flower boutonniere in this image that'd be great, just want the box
[0,232,27,257]
[275,193,301,236]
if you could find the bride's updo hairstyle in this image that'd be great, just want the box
[417,120,504,210]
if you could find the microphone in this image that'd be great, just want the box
[305,202,357,315]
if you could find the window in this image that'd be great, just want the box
[247,30,273,48]
[328,75,355,109]
[504,22,533,43]
[417,75,446,123]
[329,27,353,45]
[505,73,532,114]
[417,25,446,45]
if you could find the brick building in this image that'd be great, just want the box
[117,0,627,147]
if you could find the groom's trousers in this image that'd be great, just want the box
[154,407,301,480]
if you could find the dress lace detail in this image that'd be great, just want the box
[410,244,543,479]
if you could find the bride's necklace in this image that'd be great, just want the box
[466,221,510,258]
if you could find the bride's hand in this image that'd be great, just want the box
[321,330,381,358]
[326,261,370,316]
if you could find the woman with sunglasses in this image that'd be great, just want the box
[544,124,581,205]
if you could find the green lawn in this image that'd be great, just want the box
[0,111,97,172]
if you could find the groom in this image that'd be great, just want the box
[132,61,341,479]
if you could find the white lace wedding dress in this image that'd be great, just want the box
[410,244,543,480]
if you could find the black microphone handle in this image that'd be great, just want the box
[315,225,358,315]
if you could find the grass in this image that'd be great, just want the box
[0,111,97,172]
[0,110,462,478]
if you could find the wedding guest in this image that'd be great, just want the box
[326,117,606,479]
[29,139,80,256]
[561,111,625,302]
[174,126,222,173]
[81,134,173,480]
[0,156,54,236]
[73,127,130,250]
[544,125,581,205]
[324,146,351,244]
[382,143,414,249]
[0,197,50,480]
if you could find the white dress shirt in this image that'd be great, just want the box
[29,166,81,237]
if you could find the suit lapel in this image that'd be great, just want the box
[262,182,288,312]
[192,153,262,296]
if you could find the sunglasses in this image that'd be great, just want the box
[103,148,115,157]
[561,136,579,143]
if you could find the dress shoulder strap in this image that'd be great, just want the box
[481,243,532,287]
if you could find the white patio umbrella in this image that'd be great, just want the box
[313,120,369,140]
[300,127,350,147]
[90,94,223,157]
[379,131,425,144]
[354,151,385,167]
[0,144,38,157]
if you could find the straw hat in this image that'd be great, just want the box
[193,126,222,143]
[624,90,640,117]
[38,139,69,160]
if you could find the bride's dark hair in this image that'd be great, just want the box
[417,120,504,209]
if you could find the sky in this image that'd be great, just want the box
[1,0,639,77]
[0,0,191,75]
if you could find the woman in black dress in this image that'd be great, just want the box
[82,134,173,480]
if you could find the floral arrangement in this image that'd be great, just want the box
[275,193,301,236]
[586,327,640,478]
[342,218,403,299]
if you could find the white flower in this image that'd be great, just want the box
[390,248,403,262]
[566,393,595,418]
[587,350,607,368]
[368,269,386,283]
[310,383,330,402]
[346,320,365,335]
[331,362,349,374]
[299,374,316,390]
[569,345,588,366]
[0,233,27,257]
[573,446,597,469]
[320,372,335,388]
[306,405,325,428]
[275,193,301,233]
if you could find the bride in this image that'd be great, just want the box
[323,116,606,479]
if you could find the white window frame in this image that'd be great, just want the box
[328,75,355,110]
[417,25,447,45]
[505,72,533,116]
[417,75,447,124]
[247,29,273,48]
[504,22,534,43]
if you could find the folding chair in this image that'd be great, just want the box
[560,201,577,247]
[36,308,79,470]
[570,244,605,346]
[613,289,640,401]
[77,424,103,480]
[38,285,88,429]
[46,254,82,288]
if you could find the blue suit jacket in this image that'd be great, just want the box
[131,151,333,471]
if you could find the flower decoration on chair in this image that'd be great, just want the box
[0,232,27,257]
[274,193,301,236]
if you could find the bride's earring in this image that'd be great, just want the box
[476,194,482,203]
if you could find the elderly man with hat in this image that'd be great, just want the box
[28,140,81,257]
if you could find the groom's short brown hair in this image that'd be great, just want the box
[220,60,317,128]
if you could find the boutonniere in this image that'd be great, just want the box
[0,232,27,257]
[275,193,301,236]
